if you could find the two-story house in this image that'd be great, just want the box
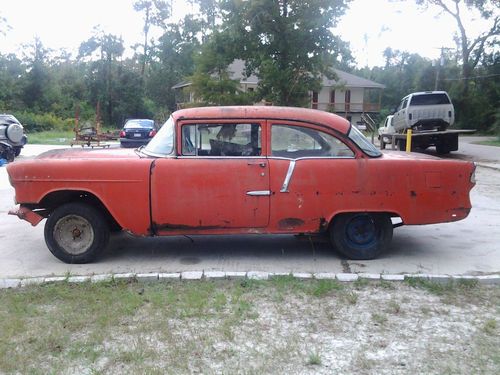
[173,60,384,127]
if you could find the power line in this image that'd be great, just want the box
[441,73,500,81]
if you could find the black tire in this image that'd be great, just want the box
[380,139,386,150]
[14,147,21,157]
[397,140,406,151]
[330,213,393,260]
[436,144,450,155]
[44,203,110,263]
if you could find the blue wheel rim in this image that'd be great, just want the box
[345,215,377,249]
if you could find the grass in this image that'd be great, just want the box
[306,352,322,366]
[0,279,498,374]
[476,139,500,147]
[26,130,76,145]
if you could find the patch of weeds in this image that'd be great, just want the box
[213,292,228,311]
[387,299,402,315]
[405,278,480,304]
[310,279,343,297]
[306,352,322,366]
[420,306,432,315]
[482,319,497,335]
[342,290,359,305]
[239,278,265,290]
[372,313,388,325]
[456,278,479,290]
[353,278,369,289]
[353,351,376,371]
[378,279,395,290]
[270,274,306,301]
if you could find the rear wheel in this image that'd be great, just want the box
[436,144,450,154]
[44,203,109,263]
[330,213,393,260]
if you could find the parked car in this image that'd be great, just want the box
[119,119,156,147]
[378,115,395,148]
[7,106,475,263]
[0,114,27,161]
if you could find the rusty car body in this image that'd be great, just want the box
[7,106,476,263]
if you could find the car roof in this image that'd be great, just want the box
[172,106,351,135]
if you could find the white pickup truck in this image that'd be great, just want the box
[379,91,474,154]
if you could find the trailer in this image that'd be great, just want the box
[382,129,476,154]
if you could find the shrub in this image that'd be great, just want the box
[15,112,75,132]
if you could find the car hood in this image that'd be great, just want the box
[34,146,143,160]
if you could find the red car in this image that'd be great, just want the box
[7,106,475,263]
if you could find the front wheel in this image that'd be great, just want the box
[44,203,110,263]
[330,213,393,260]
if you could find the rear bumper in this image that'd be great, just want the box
[119,138,151,147]
[8,206,44,226]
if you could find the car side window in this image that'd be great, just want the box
[182,123,262,156]
[271,124,354,159]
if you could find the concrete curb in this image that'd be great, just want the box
[1,271,499,289]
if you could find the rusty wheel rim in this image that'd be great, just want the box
[53,214,95,255]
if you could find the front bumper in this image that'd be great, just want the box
[8,206,44,226]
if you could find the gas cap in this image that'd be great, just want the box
[6,123,24,143]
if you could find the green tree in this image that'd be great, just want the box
[0,53,23,110]
[416,0,499,96]
[79,30,125,124]
[189,0,353,106]
[148,16,202,110]
[21,37,51,111]
[189,31,253,106]
[133,0,171,76]
[215,0,353,106]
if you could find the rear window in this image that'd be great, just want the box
[410,94,450,106]
[124,119,154,129]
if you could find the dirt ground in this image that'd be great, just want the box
[0,279,498,374]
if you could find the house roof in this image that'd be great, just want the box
[323,70,385,89]
[172,59,384,89]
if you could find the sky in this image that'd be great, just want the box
[0,0,495,67]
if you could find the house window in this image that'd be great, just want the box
[329,90,336,112]
[311,91,318,109]
[247,87,254,92]
[345,90,351,112]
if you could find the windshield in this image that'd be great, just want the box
[124,119,154,129]
[348,126,382,157]
[143,117,174,156]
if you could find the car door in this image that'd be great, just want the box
[150,120,270,234]
[267,121,357,233]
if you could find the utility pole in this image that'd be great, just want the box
[434,47,453,91]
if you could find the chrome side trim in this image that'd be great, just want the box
[280,160,296,193]
[246,190,271,196]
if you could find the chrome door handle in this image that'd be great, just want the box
[247,162,266,168]
[246,190,271,196]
